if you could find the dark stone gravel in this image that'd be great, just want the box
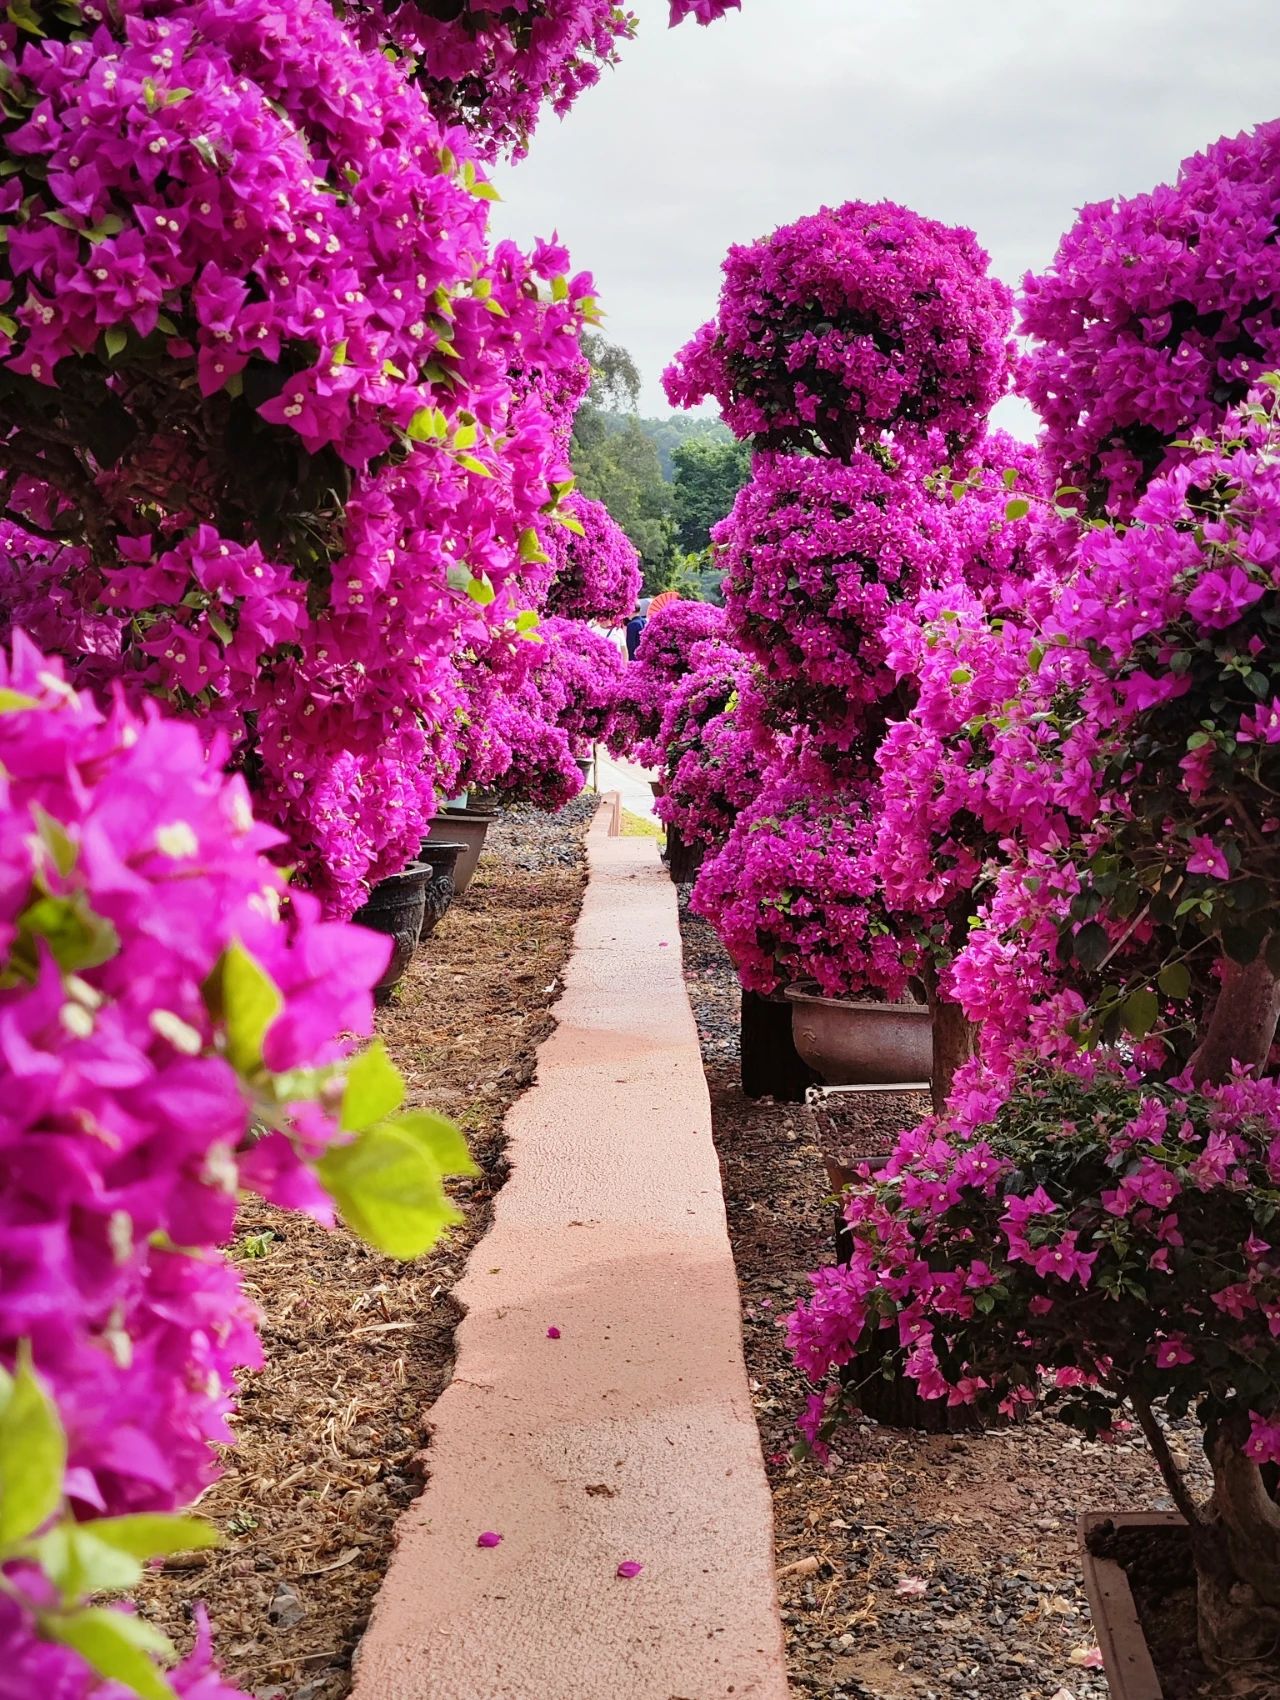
[482,796,597,872]
[678,893,1214,1700]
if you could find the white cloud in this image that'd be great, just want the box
[491,0,1278,429]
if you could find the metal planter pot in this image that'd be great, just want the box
[427,811,490,897]
[353,863,430,1005]
[784,984,932,1087]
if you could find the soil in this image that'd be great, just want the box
[1089,1523,1208,1700]
[678,895,1218,1700]
[134,798,595,1700]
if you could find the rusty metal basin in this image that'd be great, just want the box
[784,984,933,1086]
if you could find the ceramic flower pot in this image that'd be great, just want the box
[427,811,490,896]
[416,840,466,941]
[575,755,594,786]
[353,863,430,1005]
[784,983,932,1087]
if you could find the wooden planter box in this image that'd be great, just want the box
[1080,1510,1186,1699]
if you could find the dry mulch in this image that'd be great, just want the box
[678,895,1216,1700]
[135,799,594,1700]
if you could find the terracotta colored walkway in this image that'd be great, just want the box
[352,807,788,1700]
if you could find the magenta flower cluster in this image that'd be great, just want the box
[0,638,414,1695]
[652,639,775,852]
[610,599,726,760]
[663,200,1013,458]
[1019,120,1280,515]
[692,762,922,1000]
[546,494,642,624]
[788,1055,1280,1471]
[0,0,594,915]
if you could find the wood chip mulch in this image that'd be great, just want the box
[133,800,594,1700]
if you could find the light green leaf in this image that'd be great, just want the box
[340,1039,405,1133]
[517,527,548,566]
[43,1607,177,1700]
[17,893,119,974]
[104,327,127,361]
[1004,497,1030,521]
[0,686,38,712]
[317,1111,475,1261]
[206,943,282,1076]
[513,610,540,635]
[456,453,492,479]
[452,421,478,450]
[0,1345,65,1545]
[206,609,234,646]
[470,181,501,202]
[32,806,78,877]
[550,276,568,303]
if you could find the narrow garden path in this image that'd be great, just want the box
[352,805,788,1700]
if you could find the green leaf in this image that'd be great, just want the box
[43,1607,177,1700]
[452,421,478,450]
[206,943,282,1076]
[340,1039,405,1133]
[0,1345,66,1545]
[455,453,492,479]
[316,1115,473,1259]
[1123,987,1159,1040]
[406,406,446,443]
[471,181,501,202]
[206,609,234,646]
[550,276,568,303]
[1072,920,1110,972]
[32,806,77,877]
[104,327,127,361]
[6,0,45,35]
[518,527,548,565]
[1157,962,1191,999]
[556,512,586,537]
[1002,467,1019,491]
[17,893,119,974]
[513,609,540,635]
[465,574,495,606]
[1004,497,1031,521]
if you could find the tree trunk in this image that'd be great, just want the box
[928,991,976,1116]
[1194,1428,1280,1676]
[1190,952,1280,1086]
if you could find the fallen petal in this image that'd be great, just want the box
[895,1576,928,1597]
[476,1531,503,1549]
[616,1561,644,1579]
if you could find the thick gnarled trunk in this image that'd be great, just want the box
[1194,1429,1280,1678]
[1191,953,1280,1086]
[928,992,976,1115]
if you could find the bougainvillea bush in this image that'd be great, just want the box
[946,387,1280,1081]
[0,639,472,1697]
[1019,120,1280,517]
[609,598,726,758]
[536,614,626,747]
[717,451,956,746]
[0,0,594,914]
[663,200,1013,459]
[545,493,642,623]
[652,639,774,853]
[693,758,922,1000]
[788,1054,1280,1674]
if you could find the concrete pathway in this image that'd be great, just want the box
[351,808,788,1700]
[594,751,661,827]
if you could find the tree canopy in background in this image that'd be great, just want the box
[569,336,747,596]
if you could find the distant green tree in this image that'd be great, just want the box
[671,434,753,553]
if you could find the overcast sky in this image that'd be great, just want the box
[491,0,1278,436]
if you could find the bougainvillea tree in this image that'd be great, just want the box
[609,597,725,759]
[545,492,641,623]
[0,0,595,915]
[716,450,957,750]
[787,1054,1280,1676]
[0,639,472,1698]
[1019,119,1280,516]
[663,199,1013,459]
[651,637,773,857]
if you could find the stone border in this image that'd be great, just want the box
[351,805,787,1699]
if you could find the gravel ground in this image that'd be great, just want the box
[134,799,595,1700]
[678,893,1215,1700]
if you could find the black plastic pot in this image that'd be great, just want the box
[740,986,821,1103]
[665,825,704,885]
[353,863,430,1005]
[417,840,466,941]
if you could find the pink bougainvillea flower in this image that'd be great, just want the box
[616,1561,644,1579]
[1186,835,1230,879]
[546,1326,562,1339]
[476,1532,504,1549]
[895,1577,928,1598]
